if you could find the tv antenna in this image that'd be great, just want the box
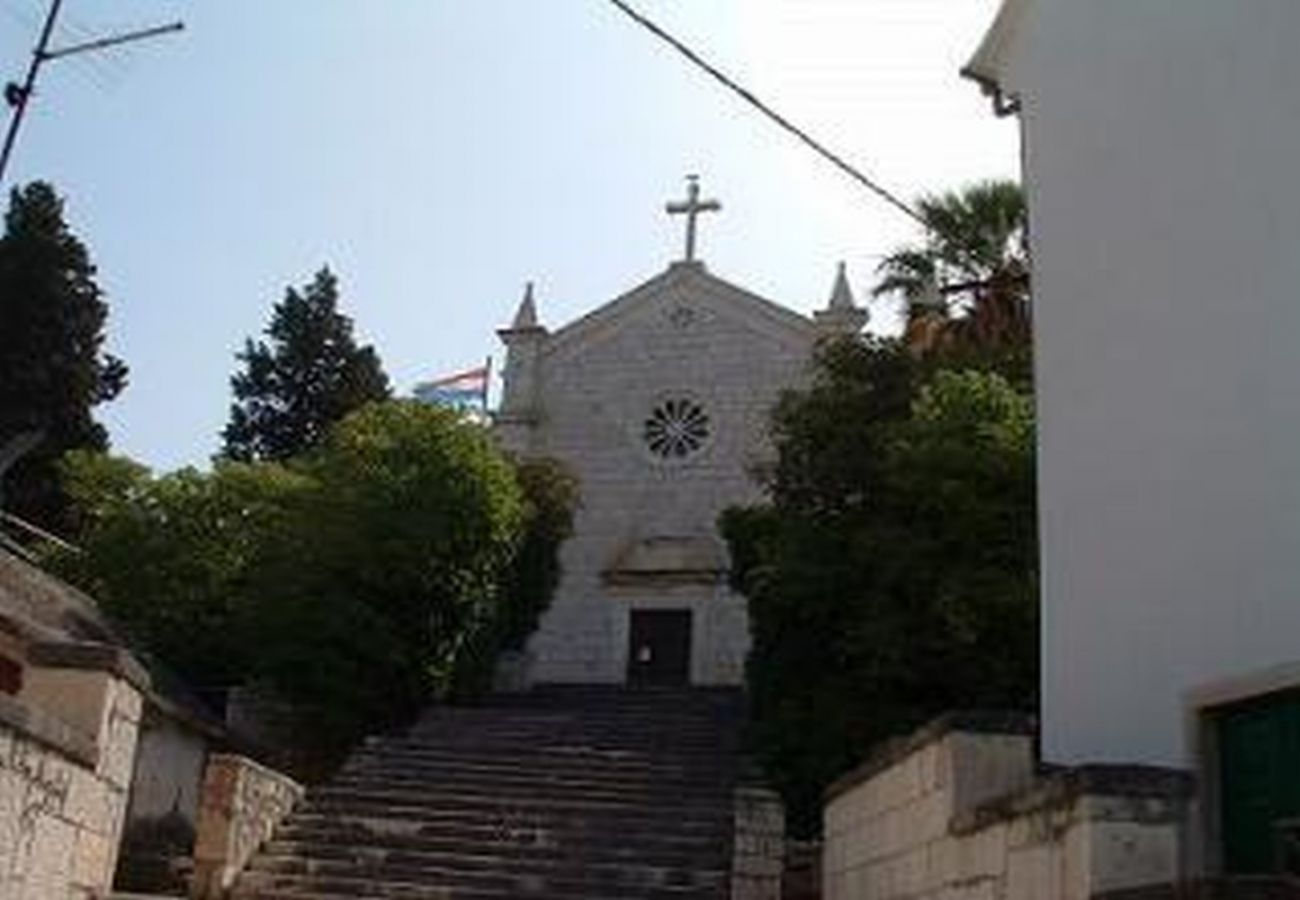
[0,0,184,185]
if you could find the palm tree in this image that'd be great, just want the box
[873,180,1030,353]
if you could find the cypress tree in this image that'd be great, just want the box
[223,267,390,461]
[0,181,127,532]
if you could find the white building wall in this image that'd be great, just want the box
[993,2,1300,766]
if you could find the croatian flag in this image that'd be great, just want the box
[413,363,490,410]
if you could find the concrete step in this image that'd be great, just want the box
[303,784,731,824]
[232,688,742,900]
[323,771,732,809]
[282,809,729,845]
[236,866,724,900]
[248,843,726,888]
[263,824,725,867]
[339,753,727,788]
[355,741,736,773]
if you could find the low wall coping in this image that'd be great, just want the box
[27,639,152,692]
[206,751,304,789]
[825,709,1036,803]
[1093,876,1300,900]
[951,763,1196,835]
[0,690,97,766]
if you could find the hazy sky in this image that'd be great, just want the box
[1,0,1016,470]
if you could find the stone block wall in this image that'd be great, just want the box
[823,714,1193,900]
[509,264,816,687]
[192,753,303,899]
[733,782,785,900]
[0,659,144,900]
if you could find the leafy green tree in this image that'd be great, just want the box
[723,338,1037,835]
[0,182,127,532]
[269,401,525,720]
[874,180,1030,363]
[487,457,578,660]
[55,401,576,763]
[55,451,310,689]
[222,267,390,462]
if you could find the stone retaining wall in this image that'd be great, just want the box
[0,659,144,900]
[192,753,303,899]
[823,713,1193,900]
[732,781,785,900]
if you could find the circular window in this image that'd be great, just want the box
[643,396,711,460]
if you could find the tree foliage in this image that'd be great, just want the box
[0,182,127,532]
[222,267,390,462]
[54,401,576,760]
[874,180,1030,369]
[57,452,308,689]
[722,338,1038,836]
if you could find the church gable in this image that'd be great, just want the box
[542,262,816,371]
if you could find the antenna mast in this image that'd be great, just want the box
[0,0,184,185]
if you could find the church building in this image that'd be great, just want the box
[495,178,867,688]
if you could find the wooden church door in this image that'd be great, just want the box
[627,610,692,687]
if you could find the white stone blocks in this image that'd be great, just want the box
[732,784,785,900]
[1086,820,1181,896]
[946,732,1035,816]
[192,753,304,899]
[0,674,142,900]
[822,718,1190,900]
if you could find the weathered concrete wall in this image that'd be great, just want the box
[114,710,212,893]
[823,715,1192,900]
[0,666,143,900]
[192,753,302,899]
[127,713,208,826]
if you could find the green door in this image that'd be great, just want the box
[1216,689,1300,874]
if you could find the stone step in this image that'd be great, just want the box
[324,771,733,808]
[347,741,733,769]
[394,731,737,755]
[340,753,727,788]
[232,689,744,900]
[300,789,730,829]
[236,865,724,899]
[409,707,740,732]
[282,809,728,845]
[236,880,721,900]
[265,823,725,866]
[249,841,727,887]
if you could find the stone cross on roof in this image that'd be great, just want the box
[665,175,721,263]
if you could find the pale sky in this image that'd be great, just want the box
[0,1,1016,470]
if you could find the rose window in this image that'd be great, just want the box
[643,397,710,459]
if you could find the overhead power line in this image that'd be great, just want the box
[604,0,925,227]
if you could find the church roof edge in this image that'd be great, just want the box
[542,262,816,357]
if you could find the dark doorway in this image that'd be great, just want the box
[1215,689,1300,874]
[627,609,692,687]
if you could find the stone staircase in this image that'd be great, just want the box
[232,685,746,899]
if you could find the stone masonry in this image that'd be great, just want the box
[496,259,865,686]
[822,713,1194,900]
[0,649,145,900]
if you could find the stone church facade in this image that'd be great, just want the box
[495,202,867,687]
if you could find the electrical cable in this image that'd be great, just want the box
[604,0,926,227]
